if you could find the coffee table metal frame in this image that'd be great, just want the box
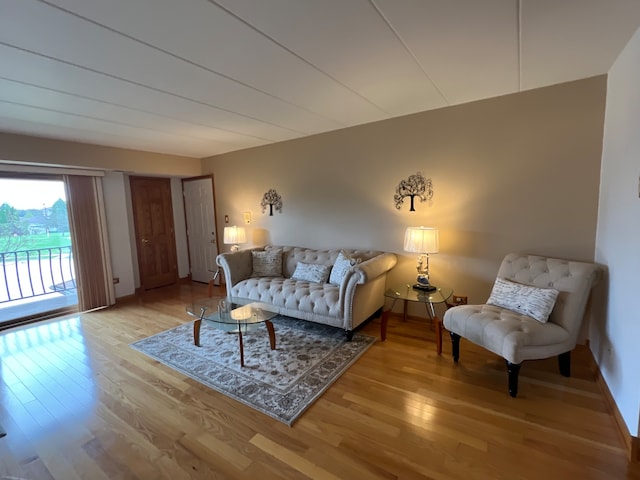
[186,300,278,367]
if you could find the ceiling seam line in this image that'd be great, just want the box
[368,0,450,106]
[518,0,522,91]
[0,41,310,137]
[35,0,349,128]
[206,0,392,117]
[0,99,243,144]
[0,75,275,144]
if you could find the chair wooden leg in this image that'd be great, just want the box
[450,332,460,362]
[558,351,571,377]
[506,360,521,397]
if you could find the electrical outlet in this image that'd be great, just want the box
[452,295,468,305]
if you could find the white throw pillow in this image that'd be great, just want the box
[251,249,283,277]
[487,277,559,323]
[291,262,331,283]
[329,251,362,285]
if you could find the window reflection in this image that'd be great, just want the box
[0,316,96,436]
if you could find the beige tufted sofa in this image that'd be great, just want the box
[216,245,398,339]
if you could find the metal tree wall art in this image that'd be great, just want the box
[394,171,433,211]
[261,188,283,216]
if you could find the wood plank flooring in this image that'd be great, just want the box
[0,282,638,479]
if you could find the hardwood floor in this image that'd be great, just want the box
[0,282,637,479]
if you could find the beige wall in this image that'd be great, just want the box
[203,76,606,308]
[0,132,201,177]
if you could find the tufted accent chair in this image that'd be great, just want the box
[442,253,601,397]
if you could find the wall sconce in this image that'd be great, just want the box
[404,226,439,291]
[223,225,247,252]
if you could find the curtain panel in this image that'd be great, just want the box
[64,175,115,311]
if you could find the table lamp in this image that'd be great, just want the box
[223,225,247,252]
[404,226,439,291]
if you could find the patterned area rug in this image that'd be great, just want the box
[130,316,376,425]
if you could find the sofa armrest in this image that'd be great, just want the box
[216,249,254,288]
[351,252,398,284]
[338,252,397,330]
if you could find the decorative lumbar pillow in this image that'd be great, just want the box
[487,277,559,323]
[329,251,362,285]
[291,262,331,283]
[251,249,283,277]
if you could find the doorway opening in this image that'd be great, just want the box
[0,177,77,327]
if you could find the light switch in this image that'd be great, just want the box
[224,215,229,223]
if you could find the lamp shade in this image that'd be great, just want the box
[403,227,439,254]
[223,225,247,245]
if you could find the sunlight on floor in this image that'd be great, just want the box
[0,316,96,437]
[404,395,436,423]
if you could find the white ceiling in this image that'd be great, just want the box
[1,0,640,159]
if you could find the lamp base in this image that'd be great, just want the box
[412,283,437,292]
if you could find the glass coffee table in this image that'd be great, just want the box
[186,299,278,367]
[380,284,454,355]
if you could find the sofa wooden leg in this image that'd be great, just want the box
[450,332,460,362]
[558,351,571,377]
[345,330,354,341]
[506,361,521,397]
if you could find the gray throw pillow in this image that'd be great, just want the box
[252,249,283,277]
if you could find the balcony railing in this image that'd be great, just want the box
[0,246,76,304]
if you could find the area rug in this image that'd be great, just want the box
[130,316,376,425]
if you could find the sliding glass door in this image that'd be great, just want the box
[0,176,78,327]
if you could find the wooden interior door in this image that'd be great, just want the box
[129,176,178,290]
